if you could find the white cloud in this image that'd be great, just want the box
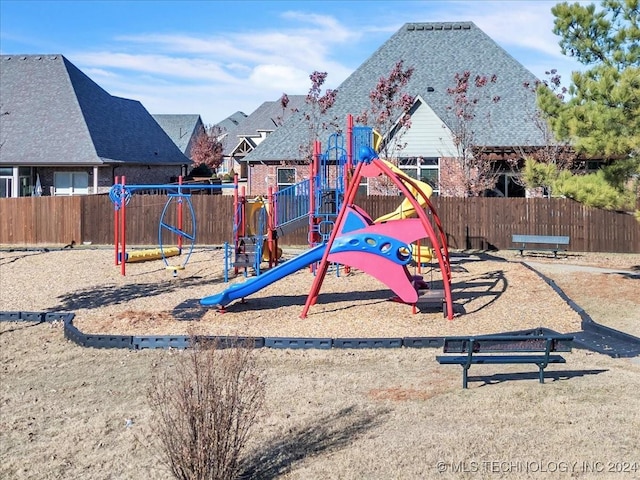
[468,5,566,59]
[82,67,118,78]
[67,10,361,123]
[63,1,588,125]
[72,52,237,82]
[247,64,310,92]
[279,11,357,43]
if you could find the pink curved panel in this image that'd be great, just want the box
[327,251,418,303]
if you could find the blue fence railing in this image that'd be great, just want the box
[273,179,311,228]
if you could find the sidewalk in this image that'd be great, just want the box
[525,261,640,277]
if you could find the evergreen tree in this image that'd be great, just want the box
[537,0,639,211]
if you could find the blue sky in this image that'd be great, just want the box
[1,0,588,125]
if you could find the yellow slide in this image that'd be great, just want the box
[244,199,265,237]
[374,161,433,222]
[374,160,434,263]
[245,197,283,261]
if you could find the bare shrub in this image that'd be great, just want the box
[148,338,265,480]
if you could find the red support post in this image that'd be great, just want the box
[114,176,120,266]
[232,179,239,275]
[346,113,353,173]
[373,159,454,319]
[120,176,126,276]
[177,175,183,252]
[267,186,275,268]
[239,186,246,238]
[309,140,320,247]
[301,160,366,318]
[301,152,454,320]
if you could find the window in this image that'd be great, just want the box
[0,177,12,198]
[19,176,32,196]
[356,177,368,197]
[398,157,440,196]
[0,167,30,197]
[19,167,32,196]
[276,168,296,191]
[493,174,525,198]
[54,171,89,196]
[586,160,603,171]
[0,167,11,197]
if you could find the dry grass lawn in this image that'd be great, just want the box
[1,247,639,479]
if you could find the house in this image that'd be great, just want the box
[0,54,190,197]
[152,114,205,162]
[216,110,248,176]
[213,110,249,176]
[216,111,247,135]
[217,96,307,188]
[241,22,557,197]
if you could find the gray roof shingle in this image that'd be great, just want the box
[0,54,189,166]
[216,111,247,133]
[152,114,204,157]
[220,96,307,155]
[243,22,545,163]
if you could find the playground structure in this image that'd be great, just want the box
[301,144,452,318]
[201,114,454,320]
[110,176,237,276]
[109,173,283,279]
[224,121,370,279]
[110,174,284,278]
[227,189,280,278]
[109,114,453,316]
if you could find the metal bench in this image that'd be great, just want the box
[436,334,573,388]
[511,234,570,258]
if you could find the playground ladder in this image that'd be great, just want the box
[233,235,262,274]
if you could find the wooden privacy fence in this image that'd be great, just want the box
[1,195,638,253]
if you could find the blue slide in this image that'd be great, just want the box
[200,244,327,308]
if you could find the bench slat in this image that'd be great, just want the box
[511,235,570,258]
[436,354,566,365]
[442,335,573,354]
[512,234,570,245]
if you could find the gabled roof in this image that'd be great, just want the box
[152,114,204,157]
[243,22,545,163]
[0,54,189,166]
[221,96,307,156]
[216,111,247,133]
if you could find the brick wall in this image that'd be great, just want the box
[35,164,183,195]
[248,163,313,196]
[112,165,183,188]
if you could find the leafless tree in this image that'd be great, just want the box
[190,125,226,174]
[439,71,501,197]
[510,70,577,193]
[355,60,415,194]
[148,337,265,480]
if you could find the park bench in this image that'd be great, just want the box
[511,234,570,258]
[436,333,574,389]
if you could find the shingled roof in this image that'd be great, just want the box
[243,22,545,163]
[152,114,204,158]
[220,96,307,156]
[216,111,248,133]
[0,54,188,166]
